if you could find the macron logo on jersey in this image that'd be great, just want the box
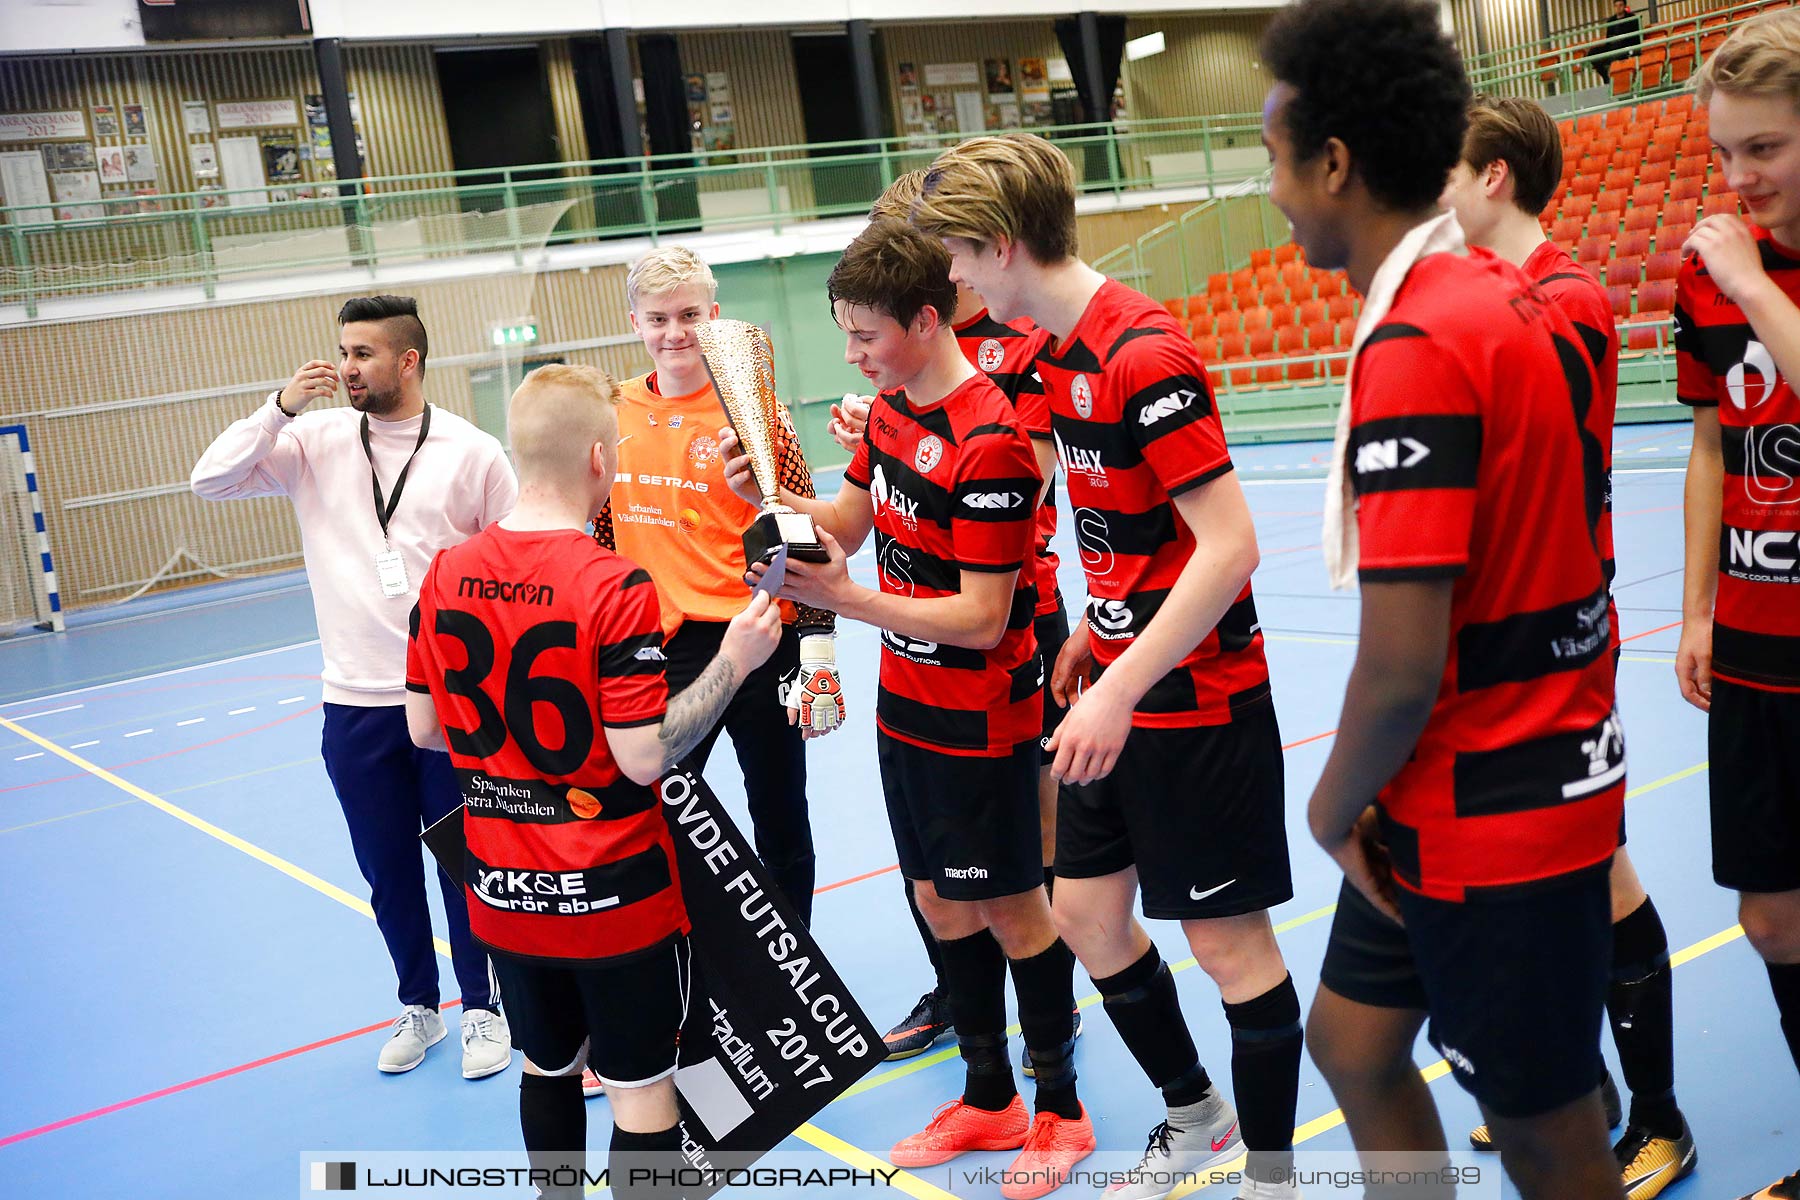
[1354,436,1431,474]
[1137,388,1197,428]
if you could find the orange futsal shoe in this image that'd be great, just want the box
[891,1095,1030,1167]
[1001,1106,1098,1200]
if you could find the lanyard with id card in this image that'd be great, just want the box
[362,404,431,598]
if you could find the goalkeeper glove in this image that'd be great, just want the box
[784,634,845,735]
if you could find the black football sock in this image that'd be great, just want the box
[939,929,1016,1110]
[1010,939,1081,1119]
[1224,975,1303,1183]
[1609,897,1681,1137]
[905,877,946,992]
[1096,945,1211,1105]
[609,1123,683,1200]
[519,1072,586,1200]
[1769,960,1800,1076]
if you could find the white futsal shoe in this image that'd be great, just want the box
[460,1007,513,1079]
[378,1004,446,1073]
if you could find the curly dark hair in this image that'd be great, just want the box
[1261,0,1472,213]
[828,218,957,331]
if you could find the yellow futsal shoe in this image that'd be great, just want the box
[1614,1118,1696,1199]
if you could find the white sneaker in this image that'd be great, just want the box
[461,1007,513,1079]
[378,1004,446,1073]
[1102,1087,1245,1200]
[581,1067,605,1098]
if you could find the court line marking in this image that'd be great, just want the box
[0,713,451,964]
[10,704,83,721]
[792,1123,959,1200]
[0,639,321,710]
[0,766,1713,1158]
[831,759,1710,1103]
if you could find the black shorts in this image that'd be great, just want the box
[1319,870,1612,1120]
[878,731,1043,901]
[1055,697,1293,920]
[490,937,690,1088]
[1035,601,1071,749]
[1710,677,1800,893]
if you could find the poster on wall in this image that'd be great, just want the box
[124,105,147,136]
[189,141,219,178]
[0,110,87,143]
[954,91,986,135]
[97,145,127,185]
[92,105,120,137]
[900,96,922,128]
[218,134,267,207]
[706,72,730,102]
[987,99,1021,130]
[125,145,157,183]
[0,150,54,223]
[1019,58,1050,102]
[49,169,103,221]
[924,62,979,88]
[216,99,299,129]
[182,100,211,135]
[898,61,918,89]
[685,74,707,104]
[260,134,300,182]
[44,142,95,171]
[984,58,1014,95]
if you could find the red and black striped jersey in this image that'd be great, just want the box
[1035,278,1271,729]
[956,308,1062,617]
[844,372,1043,756]
[1351,249,1623,902]
[1523,239,1621,654]
[1675,226,1800,692]
[406,526,688,962]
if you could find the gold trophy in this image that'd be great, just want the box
[695,319,829,572]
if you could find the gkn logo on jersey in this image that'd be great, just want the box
[963,490,1025,510]
[1137,388,1197,428]
[976,338,1005,373]
[1354,436,1431,475]
[1054,431,1107,487]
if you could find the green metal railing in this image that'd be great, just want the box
[0,113,1269,316]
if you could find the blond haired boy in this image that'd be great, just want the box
[1675,12,1800,1200]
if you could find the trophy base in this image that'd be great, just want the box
[745,508,829,566]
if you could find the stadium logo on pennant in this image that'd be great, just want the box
[1071,374,1094,419]
[977,338,1005,373]
[914,435,944,474]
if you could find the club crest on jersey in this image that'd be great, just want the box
[1071,374,1094,419]
[687,434,720,471]
[915,434,945,474]
[977,338,1005,373]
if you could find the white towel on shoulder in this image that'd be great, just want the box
[1321,211,1470,590]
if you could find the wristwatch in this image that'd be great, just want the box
[270,390,298,419]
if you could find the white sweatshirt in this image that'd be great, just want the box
[192,399,517,706]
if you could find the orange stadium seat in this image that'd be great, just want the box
[1656,223,1693,254]
[1578,235,1611,263]
[1665,198,1699,226]
[1334,315,1359,345]
[1623,207,1660,234]
[1607,255,1644,287]
[1605,167,1636,192]
[1637,279,1677,316]
[1193,334,1221,362]
[1645,252,1681,282]
[1274,243,1303,266]
[1607,284,1635,319]
[1703,193,1742,217]
[1305,319,1336,348]
[1327,294,1357,322]
[1298,298,1329,326]
[1597,190,1628,217]
[1250,248,1274,270]
[1617,228,1652,258]
[1242,306,1273,334]
[1631,181,1666,209]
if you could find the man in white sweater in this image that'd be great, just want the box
[192,295,519,1080]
